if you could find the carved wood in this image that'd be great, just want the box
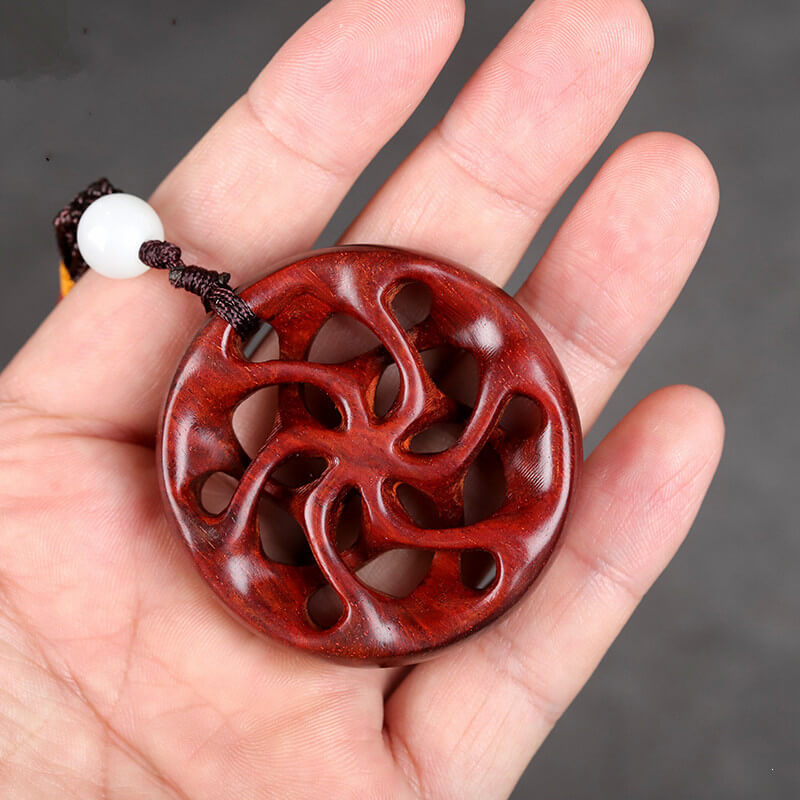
[159,246,582,664]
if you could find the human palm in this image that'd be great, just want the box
[0,1,723,797]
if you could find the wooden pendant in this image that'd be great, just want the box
[159,246,581,664]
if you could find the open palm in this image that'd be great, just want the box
[0,1,723,797]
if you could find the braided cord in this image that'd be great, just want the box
[54,180,261,340]
[139,240,260,339]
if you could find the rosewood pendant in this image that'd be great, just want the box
[159,246,581,664]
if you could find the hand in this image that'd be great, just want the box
[0,1,723,797]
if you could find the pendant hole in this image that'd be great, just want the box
[463,445,506,525]
[307,584,344,630]
[271,455,327,489]
[499,395,544,439]
[200,472,238,514]
[390,281,433,330]
[397,484,443,529]
[308,313,381,364]
[356,549,434,598]
[409,422,465,454]
[460,550,497,592]
[301,384,343,429]
[258,495,314,566]
[233,386,279,459]
[336,490,362,552]
[373,362,401,418]
[421,346,480,411]
[241,321,277,363]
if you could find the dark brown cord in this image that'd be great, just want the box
[138,240,260,339]
[54,178,120,281]
[54,180,261,340]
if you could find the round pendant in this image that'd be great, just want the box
[159,246,581,664]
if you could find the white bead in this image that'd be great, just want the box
[76,193,164,279]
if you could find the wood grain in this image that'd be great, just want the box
[159,247,582,664]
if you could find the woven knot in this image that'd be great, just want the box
[139,240,183,271]
[170,265,231,310]
[138,239,259,339]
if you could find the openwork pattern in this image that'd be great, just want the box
[160,247,581,664]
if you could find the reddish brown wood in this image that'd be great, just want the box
[159,246,582,664]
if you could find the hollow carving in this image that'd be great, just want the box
[160,247,581,664]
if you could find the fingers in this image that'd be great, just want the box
[344,0,654,283]
[149,0,463,275]
[384,386,725,800]
[1,0,464,439]
[516,132,720,430]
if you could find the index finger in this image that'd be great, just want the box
[0,0,464,441]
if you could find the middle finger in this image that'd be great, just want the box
[344,0,654,284]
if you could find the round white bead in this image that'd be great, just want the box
[76,193,164,279]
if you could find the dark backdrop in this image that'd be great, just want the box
[1,1,797,797]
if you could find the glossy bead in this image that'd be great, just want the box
[76,193,164,279]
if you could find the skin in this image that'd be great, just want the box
[0,0,724,797]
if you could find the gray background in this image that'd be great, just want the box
[1,1,797,797]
